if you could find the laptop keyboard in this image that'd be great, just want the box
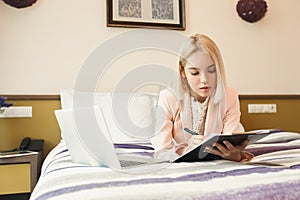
[119,160,146,167]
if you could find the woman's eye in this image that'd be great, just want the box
[190,71,199,76]
[207,64,216,73]
[208,66,216,73]
[208,69,216,73]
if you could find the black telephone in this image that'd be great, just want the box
[19,137,31,150]
[19,137,44,152]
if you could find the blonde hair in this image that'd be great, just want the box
[178,34,226,104]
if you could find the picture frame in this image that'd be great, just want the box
[106,0,185,30]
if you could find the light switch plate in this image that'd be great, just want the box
[0,106,32,118]
[248,104,277,113]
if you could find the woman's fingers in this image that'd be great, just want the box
[185,135,204,153]
[187,137,249,162]
[192,135,204,145]
[204,141,243,161]
[240,139,249,150]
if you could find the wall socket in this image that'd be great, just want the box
[0,106,32,118]
[248,104,277,113]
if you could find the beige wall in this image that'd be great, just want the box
[0,0,299,95]
[0,1,300,155]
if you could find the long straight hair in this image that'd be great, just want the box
[177,34,226,104]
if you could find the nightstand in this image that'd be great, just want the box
[0,151,43,198]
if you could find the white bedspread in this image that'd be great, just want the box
[30,131,300,200]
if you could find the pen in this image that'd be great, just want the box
[184,128,198,135]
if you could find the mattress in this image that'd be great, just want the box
[30,131,300,200]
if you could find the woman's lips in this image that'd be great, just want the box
[200,87,210,92]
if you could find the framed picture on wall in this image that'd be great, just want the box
[106,0,186,30]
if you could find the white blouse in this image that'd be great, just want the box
[191,97,209,135]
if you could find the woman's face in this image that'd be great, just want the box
[183,51,217,102]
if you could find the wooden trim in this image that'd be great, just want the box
[239,95,300,100]
[1,94,299,100]
[0,95,60,100]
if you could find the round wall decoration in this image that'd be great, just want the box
[2,0,37,9]
[236,0,268,23]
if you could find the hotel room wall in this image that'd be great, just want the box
[0,0,299,155]
[240,98,300,132]
[0,100,61,156]
[0,0,299,94]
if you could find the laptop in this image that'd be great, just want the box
[54,106,169,172]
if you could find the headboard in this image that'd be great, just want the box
[0,94,299,157]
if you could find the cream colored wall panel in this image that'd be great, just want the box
[0,0,299,94]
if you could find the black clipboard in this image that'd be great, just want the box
[174,129,282,162]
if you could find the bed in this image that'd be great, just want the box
[29,90,300,200]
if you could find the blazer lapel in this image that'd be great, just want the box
[180,92,192,130]
[205,101,215,136]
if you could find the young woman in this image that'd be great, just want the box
[151,34,253,162]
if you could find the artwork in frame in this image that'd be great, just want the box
[107,0,186,30]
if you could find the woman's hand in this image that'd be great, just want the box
[183,135,205,154]
[204,139,249,162]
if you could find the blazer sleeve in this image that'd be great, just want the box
[151,89,188,161]
[222,88,243,133]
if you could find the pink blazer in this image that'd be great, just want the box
[151,87,244,160]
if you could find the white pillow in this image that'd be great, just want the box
[60,89,159,143]
[254,131,300,144]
